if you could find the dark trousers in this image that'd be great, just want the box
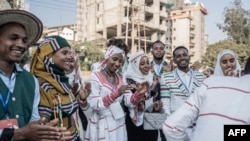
[159,129,167,141]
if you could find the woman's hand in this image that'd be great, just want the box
[118,85,133,96]
[163,59,174,72]
[79,82,91,101]
[225,69,241,77]
[71,82,80,96]
[153,100,163,112]
[137,81,149,95]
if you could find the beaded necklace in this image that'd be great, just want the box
[103,67,118,92]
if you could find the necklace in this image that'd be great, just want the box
[103,67,116,84]
[103,67,118,92]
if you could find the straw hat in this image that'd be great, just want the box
[0,9,43,47]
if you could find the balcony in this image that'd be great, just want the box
[145,6,154,13]
[190,51,195,56]
[159,24,167,31]
[190,24,195,30]
[189,41,195,47]
[190,33,195,38]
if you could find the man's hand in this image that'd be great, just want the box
[13,118,70,141]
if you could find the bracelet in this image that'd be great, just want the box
[0,128,15,141]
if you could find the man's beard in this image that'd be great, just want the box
[154,56,164,61]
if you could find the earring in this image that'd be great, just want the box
[49,58,54,64]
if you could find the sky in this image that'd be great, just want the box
[27,0,250,45]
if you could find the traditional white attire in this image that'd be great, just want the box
[162,75,250,141]
[85,46,143,141]
[125,50,153,126]
[214,49,241,76]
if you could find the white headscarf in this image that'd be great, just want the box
[214,49,241,76]
[125,50,153,86]
[93,45,125,71]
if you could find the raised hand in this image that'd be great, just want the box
[137,81,149,95]
[71,82,80,96]
[153,100,163,112]
[79,82,91,101]
[224,69,241,77]
[163,59,174,72]
[118,85,133,96]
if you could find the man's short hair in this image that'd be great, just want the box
[173,46,189,57]
[151,40,165,49]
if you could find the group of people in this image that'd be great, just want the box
[0,8,90,140]
[1,8,250,141]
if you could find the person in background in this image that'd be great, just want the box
[162,56,250,141]
[125,50,163,141]
[0,9,69,140]
[91,38,130,74]
[214,49,241,77]
[243,56,250,75]
[150,40,173,141]
[66,48,90,140]
[23,56,32,72]
[85,44,149,141]
[160,46,206,139]
[30,35,89,141]
[151,40,173,77]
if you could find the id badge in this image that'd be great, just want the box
[0,118,19,129]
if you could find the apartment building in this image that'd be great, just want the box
[44,24,78,42]
[168,1,208,63]
[76,0,170,57]
[76,0,208,63]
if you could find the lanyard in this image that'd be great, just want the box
[154,62,163,76]
[176,70,193,94]
[0,78,12,118]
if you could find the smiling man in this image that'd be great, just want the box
[0,9,70,140]
[160,46,206,139]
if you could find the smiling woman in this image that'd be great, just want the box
[30,35,83,141]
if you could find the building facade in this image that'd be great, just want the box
[76,0,208,63]
[168,2,208,63]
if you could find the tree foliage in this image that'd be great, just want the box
[217,0,250,44]
[202,40,250,69]
[74,42,104,71]
[202,0,250,70]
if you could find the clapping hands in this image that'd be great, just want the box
[137,81,150,95]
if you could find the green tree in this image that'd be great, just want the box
[202,40,250,69]
[74,42,104,71]
[217,0,250,44]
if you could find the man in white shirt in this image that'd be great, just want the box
[160,46,206,139]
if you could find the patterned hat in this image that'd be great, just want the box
[45,35,71,50]
[0,9,43,47]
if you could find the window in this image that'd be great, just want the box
[97,17,99,24]
[97,4,100,11]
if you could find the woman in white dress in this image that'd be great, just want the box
[85,42,149,141]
